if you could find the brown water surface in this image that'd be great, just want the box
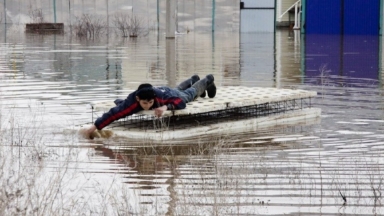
[0,27,383,215]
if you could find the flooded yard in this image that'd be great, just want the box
[0,26,384,215]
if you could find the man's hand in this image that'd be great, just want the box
[154,105,167,117]
[79,125,97,139]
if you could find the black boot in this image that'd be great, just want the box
[177,75,206,97]
[205,74,216,98]
[176,75,200,90]
[206,83,216,98]
[191,74,215,99]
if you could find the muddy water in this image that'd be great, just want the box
[1,27,384,215]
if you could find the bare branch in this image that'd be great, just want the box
[113,13,146,37]
[29,9,44,23]
[73,14,106,39]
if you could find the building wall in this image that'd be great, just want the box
[304,0,381,35]
[276,0,298,27]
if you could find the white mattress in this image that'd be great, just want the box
[94,86,317,117]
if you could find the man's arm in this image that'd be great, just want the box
[80,96,140,139]
[154,105,167,117]
[95,99,140,130]
[79,125,97,139]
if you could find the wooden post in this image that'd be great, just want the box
[166,0,176,38]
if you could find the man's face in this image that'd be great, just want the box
[136,97,154,110]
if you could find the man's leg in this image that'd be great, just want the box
[176,75,200,90]
[176,75,207,97]
[190,74,216,99]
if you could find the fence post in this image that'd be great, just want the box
[53,0,57,23]
[212,0,215,32]
[106,0,109,36]
[157,0,160,30]
[166,0,175,38]
[3,0,6,24]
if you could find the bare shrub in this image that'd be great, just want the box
[73,14,106,39]
[29,8,44,23]
[129,15,144,37]
[113,13,146,37]
[113,13,130,37]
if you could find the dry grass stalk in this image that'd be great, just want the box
[0,104,142,215]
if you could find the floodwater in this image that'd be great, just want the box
[1,26,384,215]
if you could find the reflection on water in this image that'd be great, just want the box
[0,27,384,215]
[304,34,381,87]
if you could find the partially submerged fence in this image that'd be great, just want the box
[1,0,239,32]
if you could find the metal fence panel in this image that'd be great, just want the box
[241,9,274,32]
[242,0,274,8]
[0,0,240,32]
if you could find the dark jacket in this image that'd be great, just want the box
[94,87,185,130]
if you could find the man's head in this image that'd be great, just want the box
[136,83,156,110]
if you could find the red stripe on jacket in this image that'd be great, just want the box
[156,97,183,109]
[97,102,138,130]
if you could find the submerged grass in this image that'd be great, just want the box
[1,101,384,215]
[0,104,143,215]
